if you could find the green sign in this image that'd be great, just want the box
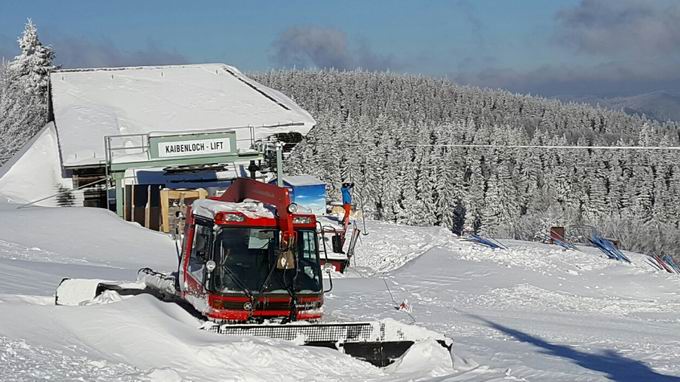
[148,131,237,160]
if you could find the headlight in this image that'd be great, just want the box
[287,203,298,214]
[292,216,312,224]
[217,212,245,222]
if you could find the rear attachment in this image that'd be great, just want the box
[55,269,178,306]
[204,320,452,367]
[54,278,149,306]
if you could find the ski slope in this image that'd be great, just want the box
[1,203,679,381]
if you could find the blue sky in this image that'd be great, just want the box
[1,1,679,97]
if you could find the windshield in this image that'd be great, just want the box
[211,228,322,294]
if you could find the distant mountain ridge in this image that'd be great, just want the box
[576,91,680,122]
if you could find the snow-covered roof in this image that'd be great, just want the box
[279,175,325,187]
[192,198,275,220]
[0,122,65,205]
[50,64,316,167]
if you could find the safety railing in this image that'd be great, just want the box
[103,126,262,167]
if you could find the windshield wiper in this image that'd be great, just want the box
[256,253,279,298]
[218,246,255,304]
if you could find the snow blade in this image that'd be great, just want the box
[205,321,452,367]
[55,278,152,306]
[337,341,421,367]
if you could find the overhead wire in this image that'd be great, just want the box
[304,141,680,151]
[341,229,415,322]
[295,140,680,170]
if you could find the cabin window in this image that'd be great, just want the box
[189,222,213,283]
[210,228,322,294]
[297,230,321,291]
[212,228,278,293]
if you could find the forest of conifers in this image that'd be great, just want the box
[254,70,680,261]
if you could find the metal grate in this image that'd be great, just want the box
[210,322,381,343]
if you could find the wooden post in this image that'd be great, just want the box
[160,188,170,233]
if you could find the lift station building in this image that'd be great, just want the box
[0,64,316,225]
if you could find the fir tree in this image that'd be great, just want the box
[250,69,680,262]
[0,19,55,165]
[7,19,55,98]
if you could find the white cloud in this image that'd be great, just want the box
[52,38,188,68]
[271,26,399,71]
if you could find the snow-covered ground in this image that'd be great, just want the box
[1,203,679,381]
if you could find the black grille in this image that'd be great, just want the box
[209,322,380,343]
[217,300,318,311]
[260,301,293,310]
[219,301,290,310]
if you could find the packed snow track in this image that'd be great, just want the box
[1,203,679,381]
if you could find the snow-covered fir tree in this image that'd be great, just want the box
[0,19,55,165]
[254,69,680,262]
[8,19,55,97]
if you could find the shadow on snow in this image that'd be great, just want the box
[471,314,680,382]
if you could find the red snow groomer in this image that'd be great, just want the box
[179,178,324,322]
[55,178,451,366]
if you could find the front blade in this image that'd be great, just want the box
[205,321,452,367]
[340,341,415,367]
[208,322,378,342]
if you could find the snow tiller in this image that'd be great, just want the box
[55,178,452,367]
